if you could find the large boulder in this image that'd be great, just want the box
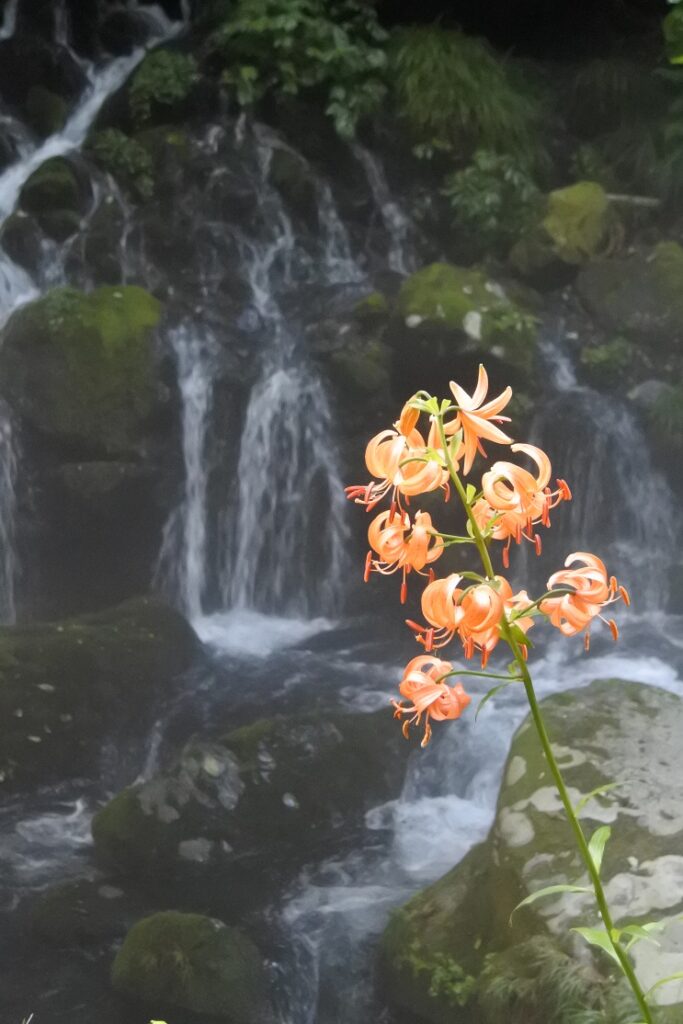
[381,680,683,1023]
[394,262,538,379]
[0,597,197,790]
[510,182,621,283]
[92,708,406,886]
[0,285,165,457]
[19,156,90,240]
[111,911,268,1021]
[577,241,683,346]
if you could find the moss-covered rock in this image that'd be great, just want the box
[19,157,86,216]
[111,911,267,1020]
[510,182,621,281]
[354,290,390,320]
[0,211,43,271]
[24,85,68,137]
[0,285,163,457]
[93,708,406,881]
[577,241,683,344]
[396,262,538,374]
[0,597,197,790]
[381,680,683,1022]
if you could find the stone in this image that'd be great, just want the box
[19,156,87,216]
[111,911,268,1020]
[92,709,407,885]
[395,262,537,375]
[577,242,683,345]
[510,182,621,282]
[0,597,197,790]
[0,285,164,458]
[381,680,683,1022]
[24,85,68,137]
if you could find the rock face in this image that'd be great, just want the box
[395,262,538,375]
[0,285,165,456]
[0,597,197,790]
[510,181,621,281]
[111,911,268,1021]
[381,680,683,1023]
[577,241,683,345]
[92,708,406,885]
[0,285,179,615]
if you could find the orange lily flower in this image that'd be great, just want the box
[392,655,470,746]
[345,402,448,511]
[366,508,443,602]
[410,574,534,664]
[540,552,630,647]
[476,444,571,567]
[445,365,513,475]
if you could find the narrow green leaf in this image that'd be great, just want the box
[574,782,621,817]
[476,680,521,720]
[510,884,589,923]
[621,923,663,951]
[588,826,611,876]
[572,927,621,966]
[645,971,683,997]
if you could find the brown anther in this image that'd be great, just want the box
[619,585,631,607]
[363,551,373,582]
[608,618,619,642]
[534,534,542,556]
[584,632,591,652]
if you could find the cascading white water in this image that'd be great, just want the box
[155,324,217,620]
[222,135,351,618]
[0,402,16,623]
[316,182,364,285]
[352,142,417,276]
[528,326,680,608]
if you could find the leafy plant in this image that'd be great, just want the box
[130,50,198,125]
[579,337,636,388]
[443,149,541,253]
[397,939,477,1008]
[388,27,543,163]
[479,938,637,1024]
[90,129,154,200]
[209,0,388,138]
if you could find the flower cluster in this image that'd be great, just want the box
[346,366,630,745]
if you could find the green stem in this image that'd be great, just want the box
[434,411,654,1024]
[503,626,653,1024]
[435,416,496,580]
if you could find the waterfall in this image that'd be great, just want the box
[0,4,188,618]
[0,403,16,623]
[155,324,216,620]
[352,143,416,276]
[526,325,680,608]
[221,133,351,617]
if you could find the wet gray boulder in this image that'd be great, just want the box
[92,708,407,884]
[381,680,683,1023]
[111,911,268,1021]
